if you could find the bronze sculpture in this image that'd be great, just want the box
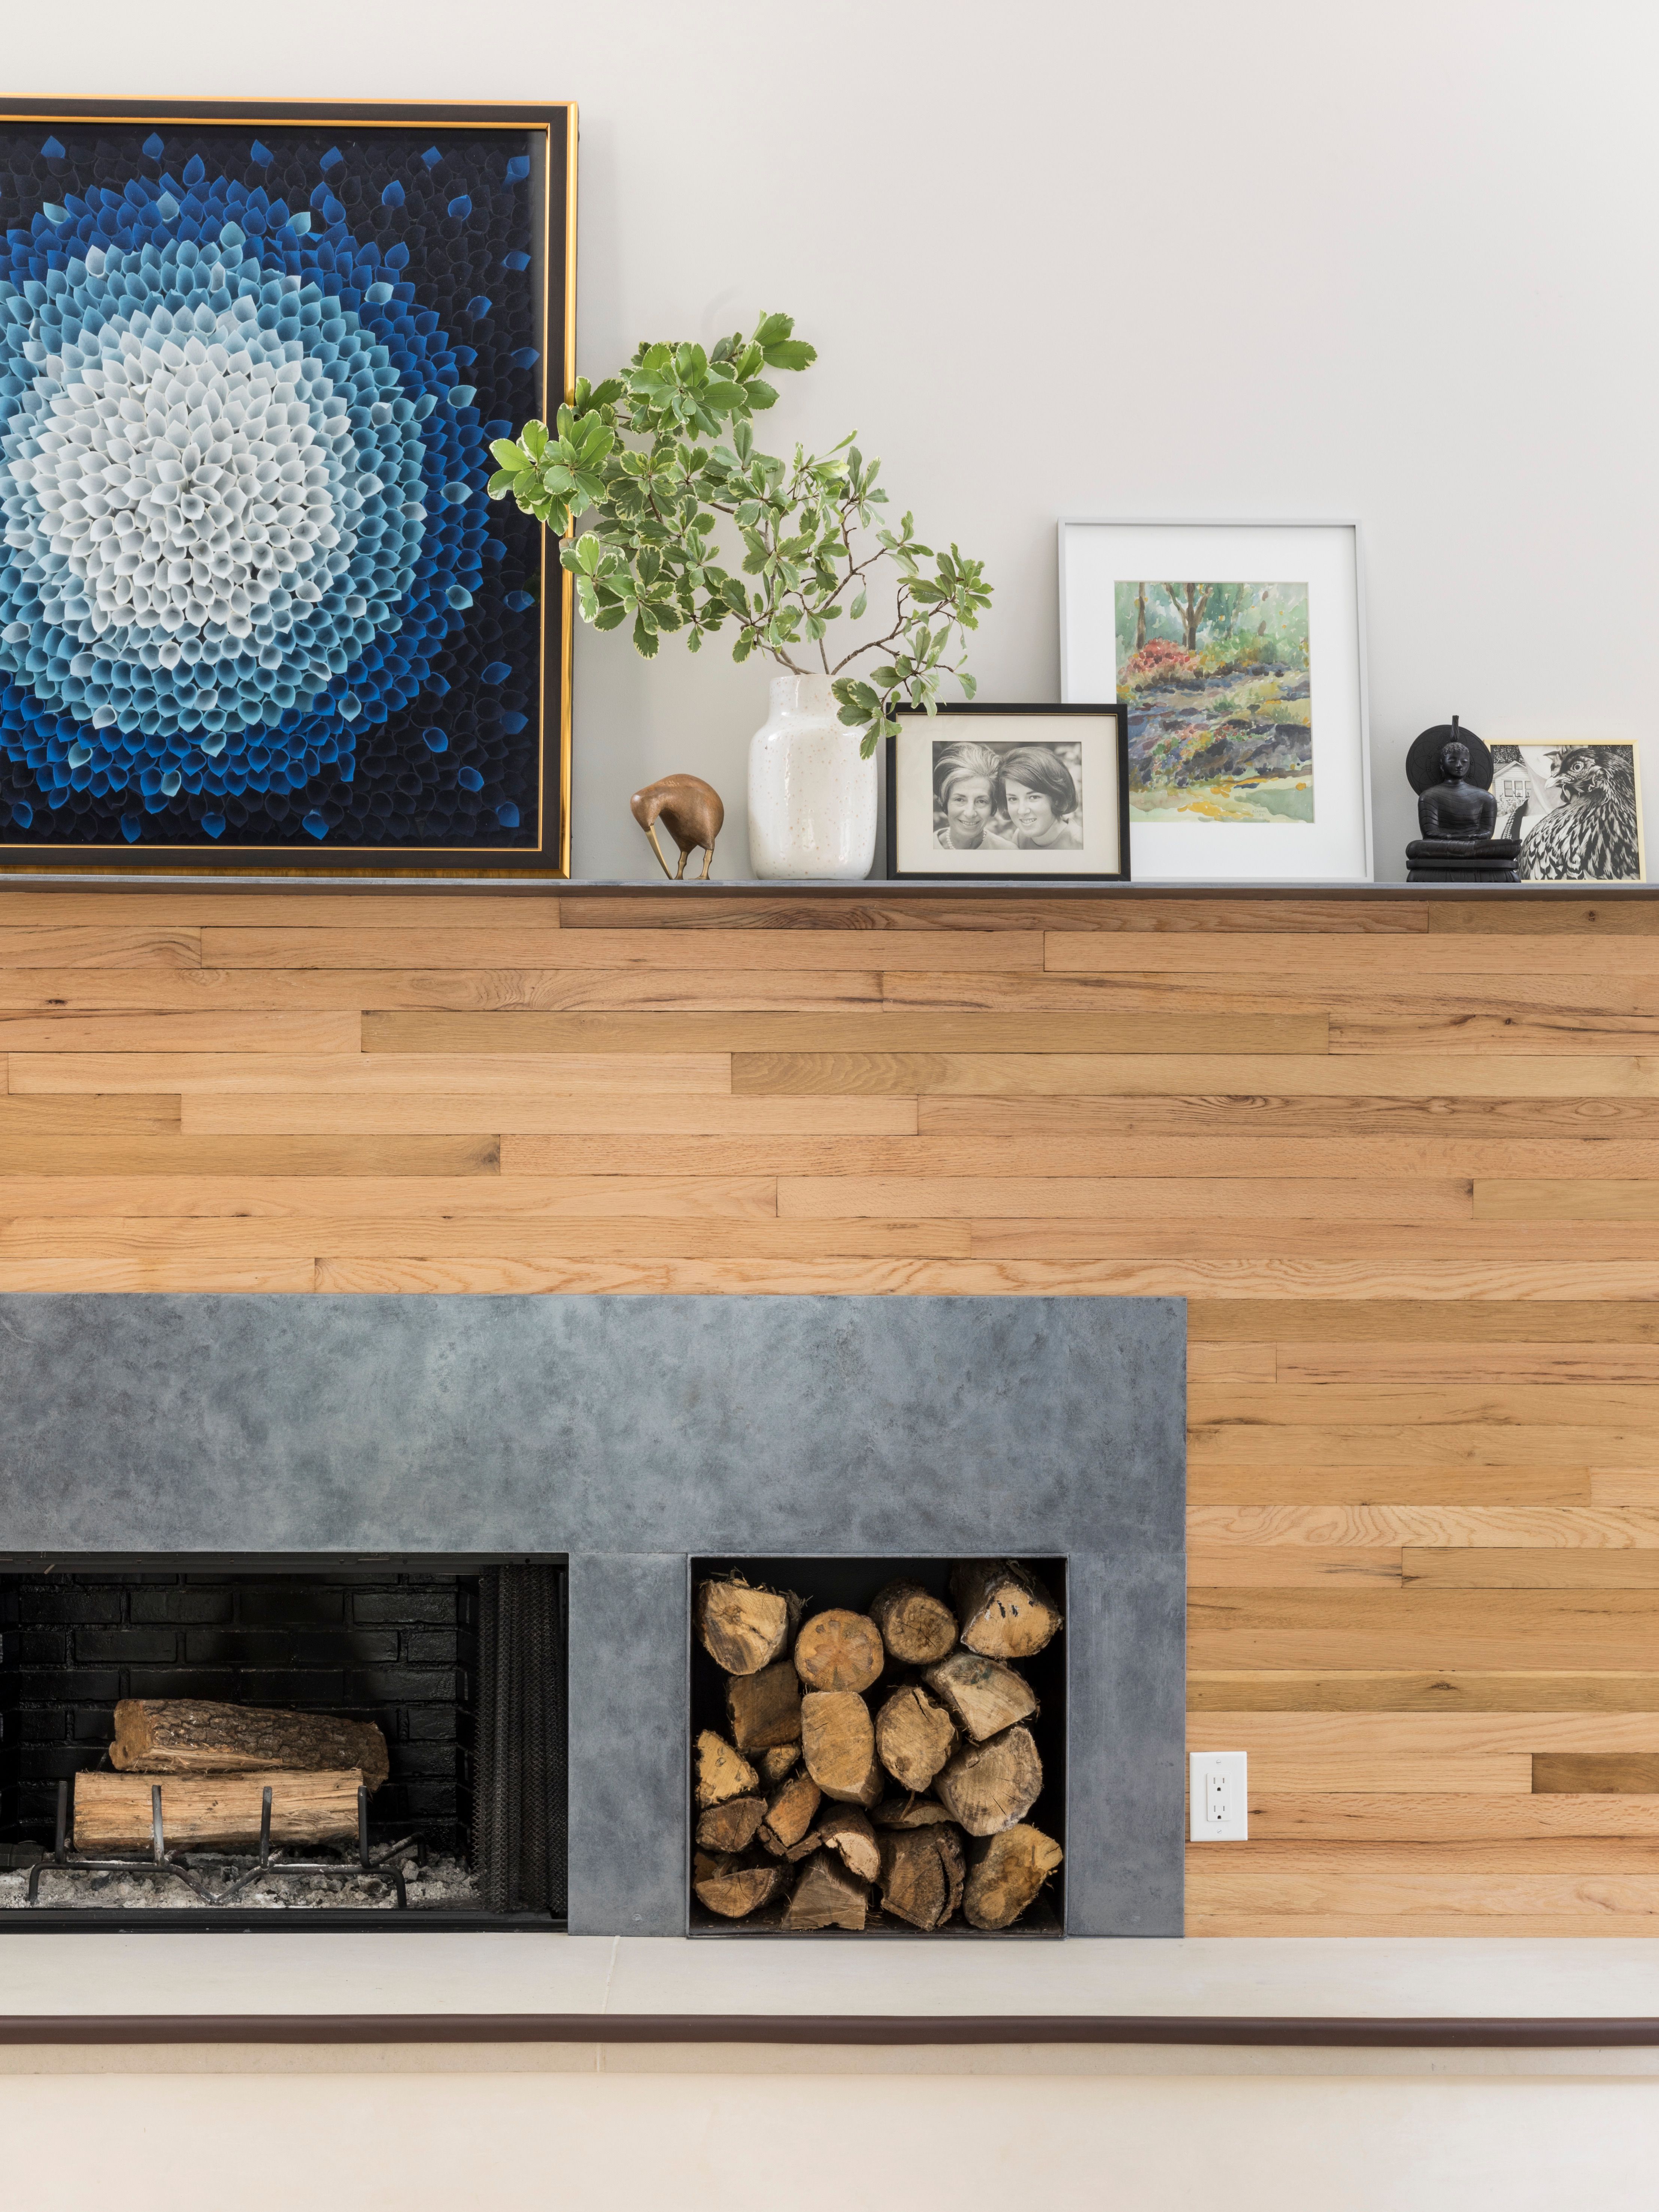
[630,774,725,881]
[1404,717,1520,885]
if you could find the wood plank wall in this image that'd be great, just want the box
[3,881,1659,1935]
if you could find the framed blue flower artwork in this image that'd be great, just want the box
[0,101,574,877]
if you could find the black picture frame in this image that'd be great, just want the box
[886,701,1130,882]
[0,98,575,879]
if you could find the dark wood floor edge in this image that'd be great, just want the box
[6,2014,1659,2049]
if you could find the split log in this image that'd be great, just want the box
[696,1794,766,1853]
[874,1684,956,1793]
[110,1699,389,1793]
[758,1744,800,1784]
[964,1824,1064,1929]
[951,1561,1061,1660]
[800,1690,882,1807]
[727,1660,802,1753]
[923,1652,1038,1744]
[74,1768,363,1852]
[758,1770,821,1856]
[696,1578,797,1676]
[879,1824,965,1931]
[693,1850,783,1920]
[934,1725,1043,1837]
[794,1609,884,1693]
[873,1794,958,1830]
[809,1805,881,1884]
[782,1850,869,1931]
[695,1730,759,1809]
[869,1581,957,1666]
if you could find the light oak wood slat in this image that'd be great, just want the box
[179,1095,918,1138]
[1191,1300,1659,1343]
[365,1012,1328,1057]
[1191,1505,1659,1548]
[1190,1590,1659,1669]
[1404,1550,1659,1588]
[0,1135,500,1177]
[0,967,886,1014]
[0,1012,362,1053]
[1246,1793,1659,1840]
[0,893,561,926]
[1191,1422,1659,1472]
[1534,1756,1659,1792]
[1188,1671,1659,1712]
[0,1260,316,1291]
[1197,1756,1538,1794]
[969,1223,1659,1264]
[473,1135,940,1177]
[557,895,1427,934]
[1332,1014,1659,1055]
[1189,1713,1659,1754]
[1191,1468,1594,1506]
[1047,929,1659,973]
[0,1217,970,1261]
[733,1050,1659,1098]
[1477,1179,1659,1220]
[309,1256,1036,1295]
[1188,1343,1277,1383]
[1187,1913,1659,1935]
[0,1096,181,1133]
[895,969,1659,1015]
[778,1178,1473,1224]
[1593,1476,1659,1506]
[0,1174,779,1219]
[922,1092,1659,1139]
[1278,1344,1659,1386]
[1192,1381,1659,1427]
[1429,901,1659,936]
[0,926,201,969]
[7,1052,733,1096]
[1186,1851,1659,1918]
[203,926,1046,972]
[1189,1546,1403,1586]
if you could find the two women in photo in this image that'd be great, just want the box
[933,742,1084,852]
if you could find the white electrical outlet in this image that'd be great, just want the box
[1189,1750,1248,1841]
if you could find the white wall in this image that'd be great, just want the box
[13,0,1655,879]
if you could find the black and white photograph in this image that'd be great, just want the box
[889,704,1128,880]
[1489,742,1645,883]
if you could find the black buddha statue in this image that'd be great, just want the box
[1404,717,1520,884]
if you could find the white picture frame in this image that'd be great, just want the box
[1059,520,1373,884]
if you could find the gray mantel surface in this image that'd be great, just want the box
[0,1292,1187,1937]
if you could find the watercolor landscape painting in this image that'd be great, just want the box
[1113,581,1312,823]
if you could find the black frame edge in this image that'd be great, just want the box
[885,703,1131,883]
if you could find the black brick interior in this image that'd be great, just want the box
[0,1569,486,1852]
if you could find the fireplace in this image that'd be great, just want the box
[0,1556,567,1928]
[0,1292,1186,1937]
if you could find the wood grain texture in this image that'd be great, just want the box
[9,880,1659,1931]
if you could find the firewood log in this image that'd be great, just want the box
[950,1561,1062,1660]
[934,1725,1043,1837]
[794,1609,884,1693]
[783,1850,868,1930]
[922,1652,1038,1744]
[963,1824,1064,1929]
[879,1823,966,1930]
[808,1805,881,1884]
[693,1851,783,1920]
[758,1744,800,1784]
[758,1770,821,1856]
[873,1794,958,1829]
[726,1659,802,1752]
[696,1578,798,1677]
[695,1794,766,1853]
[695,1729,759,1809]
[73,1768,363,1851]
[110,1700,389,1793]
[868,1581,957,1666]
[800,1690,882,1806]
[874,1684,956,1792]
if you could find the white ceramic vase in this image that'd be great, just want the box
[746,671,878,880]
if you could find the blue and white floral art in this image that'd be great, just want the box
[0,126,547,854]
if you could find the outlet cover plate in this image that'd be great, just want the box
[1190,1750,1248,1841]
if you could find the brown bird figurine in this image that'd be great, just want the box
[630,773,725,881]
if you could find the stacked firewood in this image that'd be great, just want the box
[692,1562,1064,1932]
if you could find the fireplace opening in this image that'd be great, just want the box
[690,1556,1067,1937]
[0,1557,567,1931]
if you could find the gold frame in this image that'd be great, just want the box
[0,100,577,878]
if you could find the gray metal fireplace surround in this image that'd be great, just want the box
[0,1293,1186,1936]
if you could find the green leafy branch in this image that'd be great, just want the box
[486,312,991,756]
